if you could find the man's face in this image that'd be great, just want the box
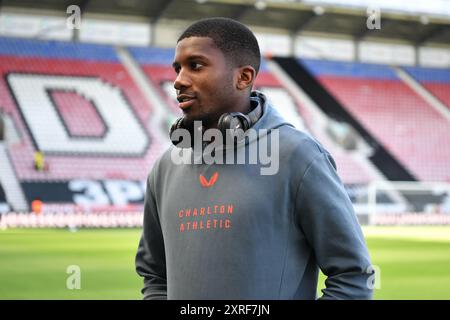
[172,36,237,128]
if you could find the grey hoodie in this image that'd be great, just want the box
[135,91,373,300]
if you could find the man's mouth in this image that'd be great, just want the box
[177,94,196,110]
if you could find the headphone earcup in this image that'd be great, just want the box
[217,113,231,135]
[238,115,251,131]
[218,112,251,144]
[217,113,250,134]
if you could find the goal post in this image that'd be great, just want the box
[366,181,450,226]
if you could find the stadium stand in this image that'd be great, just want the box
[299,58,450,182]
[0,182,10,213]
[0,37,166,210]
[0,112,4,141]
[404,66,450,111]
[0,35,448,213]
[0,37,163,181]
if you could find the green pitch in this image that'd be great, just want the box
[0,228,143,299]
[0,226,449,299]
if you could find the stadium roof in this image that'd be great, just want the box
[2,0,450,46]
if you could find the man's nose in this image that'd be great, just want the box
[174,69,191,91]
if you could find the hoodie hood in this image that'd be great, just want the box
[215,90,294,152]
[250,90,293,132]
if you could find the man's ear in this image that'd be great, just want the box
[236,66,256,91]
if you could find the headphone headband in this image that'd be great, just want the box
[246,98,262,128]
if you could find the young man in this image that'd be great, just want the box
[135,17,373,300]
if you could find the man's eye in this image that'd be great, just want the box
[191,62,202,70]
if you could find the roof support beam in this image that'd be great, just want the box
[151,0,176,23]
[415,24,447,46]
[292,11,319,34]
[72,0,90,42]
[148,0,176,46]
[232,4,254,22]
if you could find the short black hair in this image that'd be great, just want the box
[178,17,261,74]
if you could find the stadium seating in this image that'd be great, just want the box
[404,66,450,111]
[0,37,163,184]
[301,58,450,182]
